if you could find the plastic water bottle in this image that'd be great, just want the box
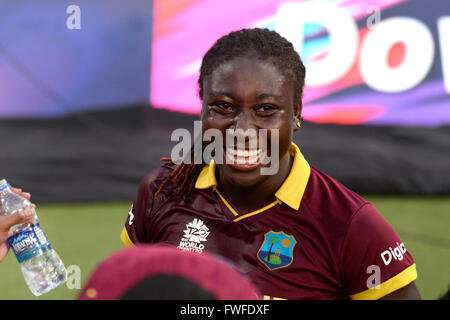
[0,179,67,296]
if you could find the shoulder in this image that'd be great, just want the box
[130,162,178,223]
[299,165,384,257]
[137,162,177,194]
[302,165,370,222]
[132,162,180,213]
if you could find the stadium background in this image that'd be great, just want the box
[0,0,449,299]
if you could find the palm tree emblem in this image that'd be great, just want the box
[257,231,297,271]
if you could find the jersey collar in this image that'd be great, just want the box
[195,142,310,211]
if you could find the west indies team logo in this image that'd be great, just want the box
[257,231,297,271]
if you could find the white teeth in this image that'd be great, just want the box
[225,147,264,166]
[225,147,265,166]
[226,148,262,156]
[249,149,262,156]
[248,155,258,164]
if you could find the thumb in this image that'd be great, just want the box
[0,209,34,231]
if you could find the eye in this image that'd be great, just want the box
[255,104,278,115]
[210,102,234,114]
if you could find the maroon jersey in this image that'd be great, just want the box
[121,143,417,300]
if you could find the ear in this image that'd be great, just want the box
[293,103,303,132]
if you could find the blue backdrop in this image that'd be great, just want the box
[0,0,153,118]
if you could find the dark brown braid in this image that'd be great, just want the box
[155,28,306,202]
[154,145,204,202]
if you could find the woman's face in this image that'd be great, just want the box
[201,55,301,189]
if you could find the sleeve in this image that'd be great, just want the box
[120,173,156,247]
[340,203,418,300]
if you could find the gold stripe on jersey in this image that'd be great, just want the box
[120,227,135,247]
[349,263,418,300]
[263,295,287,300]
[195,142,311,218]
[233,199,281,222]
[214,188,239,216]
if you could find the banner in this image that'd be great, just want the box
[151,0,450,126]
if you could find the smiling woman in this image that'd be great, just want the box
[201,54,298,208]
[156,28,305,204]
[120,28,421,300]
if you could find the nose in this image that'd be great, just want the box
[228,110,259,147]
[231,109,257,132]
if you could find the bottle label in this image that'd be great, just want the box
[7,223,52,263]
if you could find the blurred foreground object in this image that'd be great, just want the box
[79,244,260,300]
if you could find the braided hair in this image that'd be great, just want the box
[155,28,306,202]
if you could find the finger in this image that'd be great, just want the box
[10,187,21,192]
[0,210,34,231]
[10,187,31,200]
[22,192,31,200]
[22,207,36,224]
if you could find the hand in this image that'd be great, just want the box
[10,187,32,202]
[7,186,36,211]
[0,187,36,263]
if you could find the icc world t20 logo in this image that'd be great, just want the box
[257,231,297,271]
[177,218,210,253]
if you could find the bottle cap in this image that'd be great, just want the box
[0,179,9,191]
[0,179,9,190]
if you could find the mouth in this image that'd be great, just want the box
[223,146,265,171]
